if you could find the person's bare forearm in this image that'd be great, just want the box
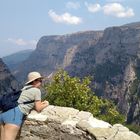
[35,101,49,112]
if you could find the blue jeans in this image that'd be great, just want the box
[0,106,25,126]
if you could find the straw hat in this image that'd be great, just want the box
[25,71,43,85]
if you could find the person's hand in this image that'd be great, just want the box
[42,100,49,107]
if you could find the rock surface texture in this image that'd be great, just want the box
[19,105,140,140]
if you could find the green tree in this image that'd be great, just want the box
[44,70,125,124]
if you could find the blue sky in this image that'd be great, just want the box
[0,0,139,57]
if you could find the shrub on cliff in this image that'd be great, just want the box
[44,70,125,124]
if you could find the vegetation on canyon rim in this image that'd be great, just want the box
[44,70,125,125]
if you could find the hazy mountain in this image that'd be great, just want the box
[2,49,33,71]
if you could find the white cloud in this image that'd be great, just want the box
[85,1,134,18]
[7,38,37,46]
[85,2,101,13]
[66,1,80,9]
[103,3,134,18]
[106,0,125,2]
[48,10,82,25]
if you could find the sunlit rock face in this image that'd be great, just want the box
[13,31,103,83]
[18,105,140,140]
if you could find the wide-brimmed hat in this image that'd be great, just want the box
[25,71,43,85]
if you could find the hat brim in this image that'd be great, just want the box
[25,76,43,85]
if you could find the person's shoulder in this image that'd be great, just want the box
[29,87,41,93]
[30,87,40,91]
[22,85,40,92]
[22,85,32,90]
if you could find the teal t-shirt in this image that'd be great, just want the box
[18,85,41,115]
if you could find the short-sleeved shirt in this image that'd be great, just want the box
[18,85,41,115]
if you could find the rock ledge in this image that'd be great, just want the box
[19,105,140,140]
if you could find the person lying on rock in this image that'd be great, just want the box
[0,71,49,140]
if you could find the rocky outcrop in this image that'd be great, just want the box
[19,106,140,140]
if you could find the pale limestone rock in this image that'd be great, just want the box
[77,111,92,120]
[18,106,140,140]
[87,127,117,139]
[28,112,47,121]
[62,117,78,127]
[88,116,112,128]
[113,131,140,140]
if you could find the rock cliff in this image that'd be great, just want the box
[66,23,140,124]
[13,31,103,83]
[0,58,20,96]
[18,105,140,140]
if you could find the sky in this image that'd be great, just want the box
[0,0,139,57]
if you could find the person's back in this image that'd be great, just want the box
[18,85,41,115]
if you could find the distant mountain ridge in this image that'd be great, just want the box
[123,21,140,28]
[9,21,140,125]
[2,49,33,71]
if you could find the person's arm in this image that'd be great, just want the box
[34,100,49,112]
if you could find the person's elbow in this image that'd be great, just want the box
[34,101,43,112]
[35,107,42,112]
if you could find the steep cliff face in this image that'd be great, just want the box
[66,24,140,124]
[0,58,20,96]
[14,31,103,83]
